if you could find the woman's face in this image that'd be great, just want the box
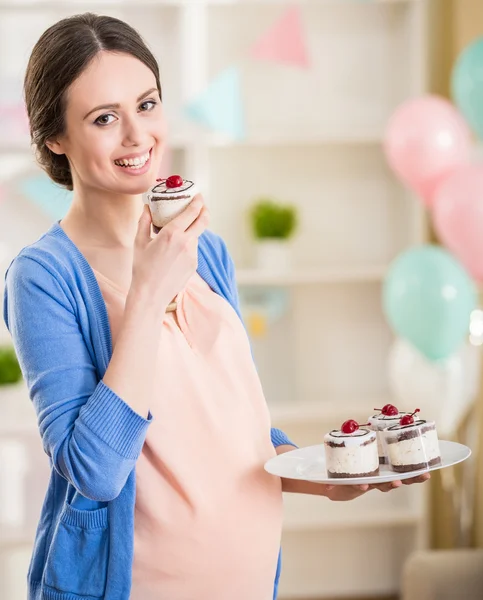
[48,50,166,195]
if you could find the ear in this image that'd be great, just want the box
[45,138,66,155]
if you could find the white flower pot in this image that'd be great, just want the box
[255,239,292,272]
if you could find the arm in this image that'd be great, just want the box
[3,254,163,501]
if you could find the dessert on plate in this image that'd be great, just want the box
[324,419,379,479]
[368,403,411,464]
[146,175,198,233]
[382,409,441,473]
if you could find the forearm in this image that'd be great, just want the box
[103,288,166,419]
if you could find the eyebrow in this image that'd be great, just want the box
[83,87,159,120]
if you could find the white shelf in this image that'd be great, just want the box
[195,132,384,147]
[0,143,33,155]
[236,265,387,286]
[269,399,387,426]
[0,132,385,158]
[0,530,34,551]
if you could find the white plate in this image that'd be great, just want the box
[264,440,472,485]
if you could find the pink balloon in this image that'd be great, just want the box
[433,164,483,281]
[384,95,472,207]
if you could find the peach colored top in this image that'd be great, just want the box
[92,268,283,600]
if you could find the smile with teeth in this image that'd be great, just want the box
[114,150,151,169]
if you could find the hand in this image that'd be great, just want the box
[319,483,371,501]
[131,194,209,309]
[368,472,431,493]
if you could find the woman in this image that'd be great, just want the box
[3,13,429,600]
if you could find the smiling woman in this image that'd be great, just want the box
[6,12,293,600]
[24,15,166,193]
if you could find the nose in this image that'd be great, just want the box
[121,113,147,147]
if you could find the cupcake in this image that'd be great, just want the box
[324,419,379,478]
[382,409,441,473]
[368,404,412,465]
[147,175,198,233]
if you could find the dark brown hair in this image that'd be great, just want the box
[24,13,162,191]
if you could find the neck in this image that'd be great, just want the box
[61,185,144,250]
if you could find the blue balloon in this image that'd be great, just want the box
[452,36,483,139]
[383,245,477,361]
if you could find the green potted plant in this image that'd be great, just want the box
[0,344,22,387]
[249,198,298,271]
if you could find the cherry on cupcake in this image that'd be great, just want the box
[166,175,183,188]
[341,419,370,434]
[400,408,420,426]
[374,403,399,416]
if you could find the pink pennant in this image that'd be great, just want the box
[251,6,310,68]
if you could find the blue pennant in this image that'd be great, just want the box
[185,67,245,140]
[19,175,73,221]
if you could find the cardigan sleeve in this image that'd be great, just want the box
[3,254,152,501]
[217,235,297,449]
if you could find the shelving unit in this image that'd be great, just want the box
[0,0,430,598]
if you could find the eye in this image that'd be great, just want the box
[94,113,116,126]
[139,100,157,112]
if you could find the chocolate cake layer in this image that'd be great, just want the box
[328,468,379,479]
[151,194,192,202]
[392,456,442,473]
[385,421,436,444]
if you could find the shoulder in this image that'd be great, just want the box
[199,229,234,274]
[3,227,77,324]
[5,225,74,283]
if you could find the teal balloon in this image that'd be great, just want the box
[452,36,483,139]
[383,245,476,361]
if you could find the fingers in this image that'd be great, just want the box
[135,204,152,249]
[402,473,431,485]
[370,481,403,493]
[186,205,210,237]
[164,194,204,233]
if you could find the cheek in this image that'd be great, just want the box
[151,109,168,140]
[85,133,122,174]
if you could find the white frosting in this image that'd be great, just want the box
[325,428,376,447]
[383,423,440,467]
[324,429,378,474]
[368,412,410,459]
[147,180,198,228]
[368,412,410,430]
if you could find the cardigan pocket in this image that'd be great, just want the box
[43,501,109,598]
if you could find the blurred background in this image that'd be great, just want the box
[1,0,483,599]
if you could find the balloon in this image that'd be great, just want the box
[383,245,477,361]
[432,164,483,281]
[388,338,480,437]
[452,37,483,140]
[384,95,472,206]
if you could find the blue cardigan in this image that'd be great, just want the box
[3,222,293,600]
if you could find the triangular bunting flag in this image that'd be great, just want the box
[251,6,310,68]
[19,175,73,221]
[185,67,244,140]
